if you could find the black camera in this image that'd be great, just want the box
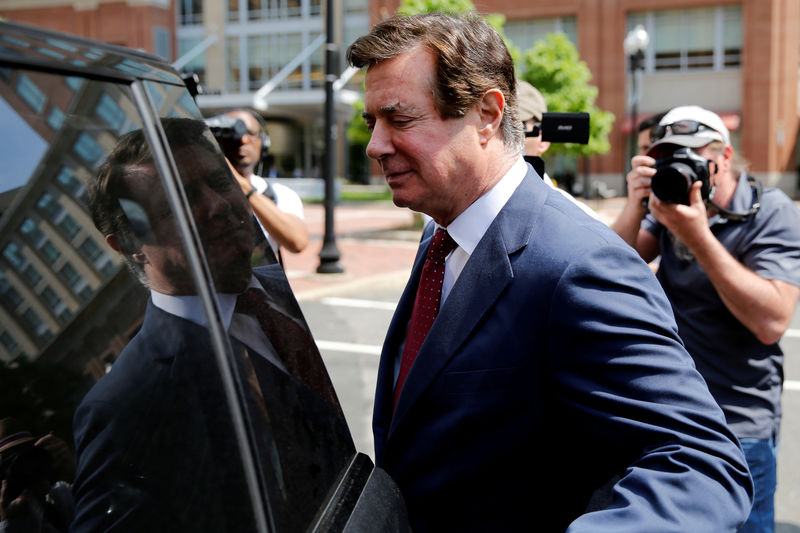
[649,145,712,205]
[541,112,590,144]
[204,115,249,144]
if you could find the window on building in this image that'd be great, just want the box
[20,219,44,246]
[40,241,61,265]
[248,35,269,90]
[59,262,82,289]
[0,331,18,354]
[504,16,578,52]
[79,238,104,263]
[47,106,66,130]
[96,93,126,131]
[16,74,46,113]
[58,214,81,240]
[22,264,43,287]
[179,0,203,25]
[73,133,104,166]
[628,5,741,72]
[41,285,63,309]
[228,0,240,22]
[227,36,241,92]
[177,37,207,82]
[56,167,85,198]
[3,242,24,269]
[153,27,171,61]
[37,193,63,219]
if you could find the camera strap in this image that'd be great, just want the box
[707,175,763,221]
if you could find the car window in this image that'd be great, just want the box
[1,30,356,532]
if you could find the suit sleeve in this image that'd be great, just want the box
[546,244,753,532]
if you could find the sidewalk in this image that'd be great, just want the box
[283,197,628,300]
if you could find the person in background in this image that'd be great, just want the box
[611,105,800,533]
[635,111,668,155]
[218,108,308,259]
[517,79,599,219]
[348,12,752,532]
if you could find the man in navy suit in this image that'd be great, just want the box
[71,119,350,531]
[348,13,753,532]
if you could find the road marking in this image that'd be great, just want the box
[786,380,800,392]
[785,329,800,338]
[320,297,397,311]
[316,340,382,355]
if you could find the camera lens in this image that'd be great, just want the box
[651,163,695,204]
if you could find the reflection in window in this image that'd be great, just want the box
[16,74,47,113]
[37,47,66,60]
[59,262,82,288]
[65,76,84,91]
[3,242,24,269]
[79,238,104,262]
[73,133,104,166]
[56,167,85,198]
[96,93,126,131]
[22,264,43,287]
[40,285,63,309]
[1,284,24,309]
[0,331,18,354]
[20,219,44,246]
[58,215,80,240]
[40,241,61,265]
[48,107,66,130]
[37,193,62,219]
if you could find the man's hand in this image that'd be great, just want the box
[648,181,711,253]
[626,154,657,206]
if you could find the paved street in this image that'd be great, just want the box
[286,198,800,529]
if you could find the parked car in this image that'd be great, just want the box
[0,20,409,532]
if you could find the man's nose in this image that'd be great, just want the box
[365,122,393,160]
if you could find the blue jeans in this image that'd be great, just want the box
[738,438,777,533]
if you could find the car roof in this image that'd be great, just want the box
[0,20,183,86]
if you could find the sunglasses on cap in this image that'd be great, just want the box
[650,120,720,143]
[524,122,542,138]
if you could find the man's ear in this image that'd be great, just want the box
[539,140,551,155]
[106,234,147,264]
[477,88,505,143]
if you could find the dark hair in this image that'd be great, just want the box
[638,111,668,133]
[347,12,523,152]
[88,118,220,284]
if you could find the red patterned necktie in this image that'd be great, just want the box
[394,228,457,410]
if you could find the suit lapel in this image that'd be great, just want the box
[385,168,546,434]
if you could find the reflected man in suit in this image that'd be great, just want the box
[71,118,348,532]
[348,12,753,532]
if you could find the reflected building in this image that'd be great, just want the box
[0,31,199,379]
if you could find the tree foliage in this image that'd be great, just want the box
[519,33,615,157]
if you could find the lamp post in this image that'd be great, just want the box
[317,0,344,273]
[624,24,649,169]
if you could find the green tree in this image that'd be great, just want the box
[519,32,615,158]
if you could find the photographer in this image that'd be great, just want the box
[209,109,308,259]
[611,105,800,533]
[517,80,599,219]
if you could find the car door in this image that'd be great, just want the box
[0,21,408,533]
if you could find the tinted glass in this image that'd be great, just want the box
[1,52,354,532]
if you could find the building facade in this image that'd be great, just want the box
[2,0,798,194]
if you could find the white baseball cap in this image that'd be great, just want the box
[650,105,731,149]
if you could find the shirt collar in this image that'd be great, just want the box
[709,170,752,225]
[442,156,526,254]
[150,277,262,329]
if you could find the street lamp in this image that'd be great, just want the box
[317,0,344,273]
[624,24,649,167]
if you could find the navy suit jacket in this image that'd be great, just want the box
[70,267,352,532]
[374,166,753,532]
